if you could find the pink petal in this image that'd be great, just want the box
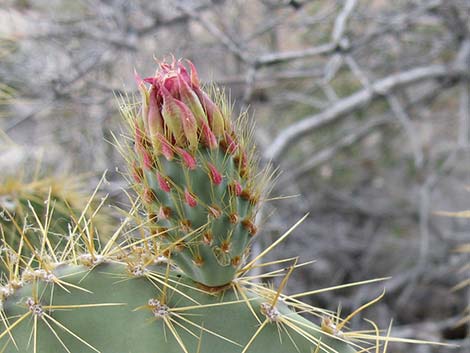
[186,60,200,88]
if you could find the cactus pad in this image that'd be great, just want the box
[1,261,355,353]
[125,60,268,287]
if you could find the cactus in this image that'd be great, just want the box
[0,172,111,273]
[0,210,360,353]
[0,58,416,353]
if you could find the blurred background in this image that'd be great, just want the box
[0,0,469,351]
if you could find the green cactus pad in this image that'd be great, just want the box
[142,144,258,287]
[126,60,267,287]
[1,262,355,353]
[0,176,110,274]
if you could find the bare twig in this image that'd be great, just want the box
[264,63,469,161]
[255,42,336,67]
[331,0,357,44]
[458,80,469,147]
[386,94,424,168]
[173,1,250,63]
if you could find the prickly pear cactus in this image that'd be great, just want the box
[0,59,384,353]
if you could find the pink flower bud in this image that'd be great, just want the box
[143,77,155,85]
[201,121,217,149]
[173,99,198,150]
[177,61,191,85]
[224,132,238,154]
[134,123,146,155]
[147,87,164,143]
[157,174,171,193]
[158,206,171,220]
[143,188,155,203]
[176,147,197,170]
[132,162,143,183]
[229,181,243,196]
[208,163,223,185]
[142,150,153,170]
[184,189,197,207]
[198,90,224,137]
[157,133,174,160]
[135,71,150,135]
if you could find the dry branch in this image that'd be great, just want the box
[264,62,469,161]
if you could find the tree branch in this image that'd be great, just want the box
[264,62,469,161]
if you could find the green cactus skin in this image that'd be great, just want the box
[0,262,355,353]
[142,146,257,288]
[128,60,266,287]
